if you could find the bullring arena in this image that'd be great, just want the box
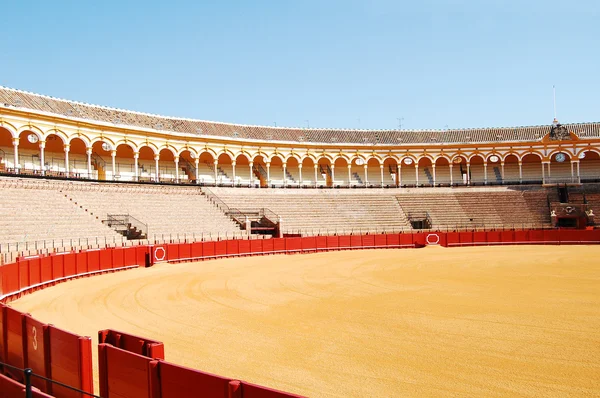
[0,86,599,397]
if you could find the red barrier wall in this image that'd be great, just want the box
[215,240,227,257]
[51,254,65,280]
[75,252,87,275]
[87,250,100,273]
[301,236,316,252]
[272,238,286,253]
[5,306,26,381]
[374,234,387,248]
[191,242,203,259]
[250,240,263,254]
[326,236,339,250]
[399,233,413,247]
[18,259,29,292]
[99,249,112,271]
[413,232,427,247]
[529,229,544,243]
[286,237,302,252]
[28,258,41,287]
[514,230,529,243]
[98,344,159,398]
[501,230,514,243]
[0,372,25,398]
[124,247,137,266]
[262,239,274,253]
[167,244,179,261]
[2,263,19,298]
[203,241,215,258]
[486,231,501,245]
[350,235,362,248]
[473,231,486,245]
[176,243,190,261]
[227,240,239,256]
[63,253,77,278]
[241,381,305,398]
[98,329,165,360]
[47,325,93,398]
[111,248,124,268]
[338,235,351,249]
[0,303,5,365]
[24,315,50,393]
[386,234,400,247]
[459,232,473,245]
[315,236,327,251]
[238,240,251,255]
[362,235,375,248]
[159,361,239,398]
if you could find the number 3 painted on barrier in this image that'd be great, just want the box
[32,326,38,351]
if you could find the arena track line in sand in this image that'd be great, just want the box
[11,246,600,397]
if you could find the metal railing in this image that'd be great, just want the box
[104,214,148,238]
[0,360,101,398]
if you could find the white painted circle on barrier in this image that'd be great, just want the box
[154,246,166,262]
[426,233,440,245]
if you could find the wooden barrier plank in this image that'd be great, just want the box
[486,231,501,245]
[250,239,263,254]
[350,235,362,248]
[286,237,302,252]
[272,238,285,253]
[473,231,487,245]
[399,233,413,247]
[87,250,100,273]
[374,234,387,248]
[315,236,327,251]
[361,235,375,248]
[28,258,41,287]
[98,329,165,360]
[191,242,203,259]
[226,240,240,256]
[159,361,236,398]
[241,381,306,398]
[386,234,400,247]
[203,241,215,258]
[0,303,6,367]
[136,246,150,266]
[215,241,227,257]
[99,248,112,271]
[326,236,339,250]
[99,344,159,398]
[51,254,65,280]
[337,235,351,249]
[2,262,20,298]
[166,244,180,261]
[24,315,51,393]
[63,252,77,278]
[124,246,137,266]
[5,306,26,381]
[75,252,88,275]
[111,248,125,269]
[301,236,316,252]
[500,230,514,244]
[178,243,192,260]
[238,240,251,255]
[19,259,30,291]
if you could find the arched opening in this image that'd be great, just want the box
[286,156,300,187]
[0,127,14,172]
[91,140,113,180]
[486,154,502,184]
[521,153,543,184]
[366,158,382,187]
[383,158,398,187]
[579,150,600,182]
[253,155,268,188]
[268,155,284,187]
[45,134,67,176]
[158,148,176,182]
[301,157,315,188]
[503,154,520,184]
[234,154,251,187]
[18,130,42,173]
[417,157,433,187]
[317,157,332,187]
[434,157,450,186]
[350,157,367,187]
[469,155,485,185]
[197,151,216,185]
[138,146,156,182]
[179,150,196,183]
[333,157,349,187]
[115,144,135,181]
[451,156,468,185]
[399,157,416,187]
[69,137,89,178]
[548,151,573,183]
[217,153,234,186]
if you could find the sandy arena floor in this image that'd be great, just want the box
[11,246,600,397]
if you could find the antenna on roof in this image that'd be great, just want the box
[396,117,404,130]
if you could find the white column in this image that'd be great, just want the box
[64,144,71,175]
[249,162,254,186]
[449,164,453,186]
[380,165,384,187]
[266,162,271,185]
[39,141,46,176]
[213,159,218,183]
[282,162,287,186]
[154,154,160,181]
[347,165,352,187]
[232,161,236,186]
[314,164,318,187]
[570,161,574,183]
[195,158,200,184]
[12,137,19,171]
[501,162,505,184]
[110,149,116,180]
[518,161,523,183]
[298,164,303,185]
[415,164,419,186]
[466,163,471,185]
[397,164,402,187]
[86,147,92,178]
[547,161,552,178]
[541,162,546,184]
[483,162,488,185]
[432,164,437,187]
[364,164,368,186]
[174,157,180,183]
[576,160,580,183]
[134,152,139,181]
[330,164,335,187]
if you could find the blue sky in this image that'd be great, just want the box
[1,1,599,130]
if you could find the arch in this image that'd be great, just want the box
[519,151,543,161]
[576,147,600,159]
[215,148,236,160]
[156,145,177,159]
[17,129,42,172]
[0,127,14,159]
[547,148,574,160]
[18,125,43,141]
[468,153,485,163]
[578,149,600,182]
[332,153,350,163]
[365,154,382,164]
[90,136,115,148]
[233,151,251,163]
[0,123,17,138]
[269,153,284,164]
[43,128,68,144]
[217,152,233,164]
[68,134,92,147]
[417,156,433,166]
[316,153,333,163]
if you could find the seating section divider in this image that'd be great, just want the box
[98,329,165,360]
